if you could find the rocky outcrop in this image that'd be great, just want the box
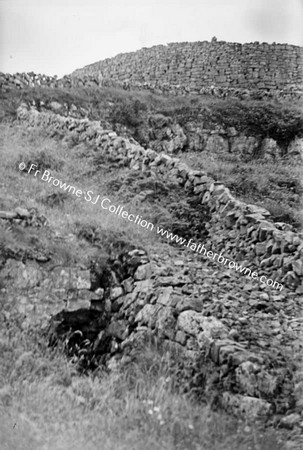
[2,241,301,421]
[14,98,302,162]
[178,122,292,161]
[144,114,187,154]
[16,104,303,292]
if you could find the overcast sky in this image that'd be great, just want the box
[0,0,302,77]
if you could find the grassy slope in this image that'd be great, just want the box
[0,123,292,450]
[180,152,303,229]
[1,320,282,450]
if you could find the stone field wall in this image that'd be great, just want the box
[16,104,303,293]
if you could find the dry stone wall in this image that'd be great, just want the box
[1,39,303,101]
[0,72,98,91]
[72,40,303,99]
[16,104,303,292]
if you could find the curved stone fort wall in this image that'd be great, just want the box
[72,40,303,97]
[1,41,303,100]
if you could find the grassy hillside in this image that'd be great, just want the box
[1,122,298,450]
[0,315,285,450]
[0,83,303,448]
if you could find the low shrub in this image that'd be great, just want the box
[108,97,148,128]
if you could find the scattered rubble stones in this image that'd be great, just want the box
[1,240,302,421]
[0,207,47,227]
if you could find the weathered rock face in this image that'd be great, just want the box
[229,135,260,160]
[204,134,229,155]
[16,105,303,292]
[182,121,207,152]
[145,114,187,154]
[179,123,299,162]
[260,138,282,160]
[287,138,303,161]
[175,122,262,160]
[135,116,296,162]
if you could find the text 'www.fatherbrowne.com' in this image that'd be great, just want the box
[155,227,283,291]
[19,162,283,291]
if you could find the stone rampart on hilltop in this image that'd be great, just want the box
[1,40,303,101]
[72,40,303,98]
